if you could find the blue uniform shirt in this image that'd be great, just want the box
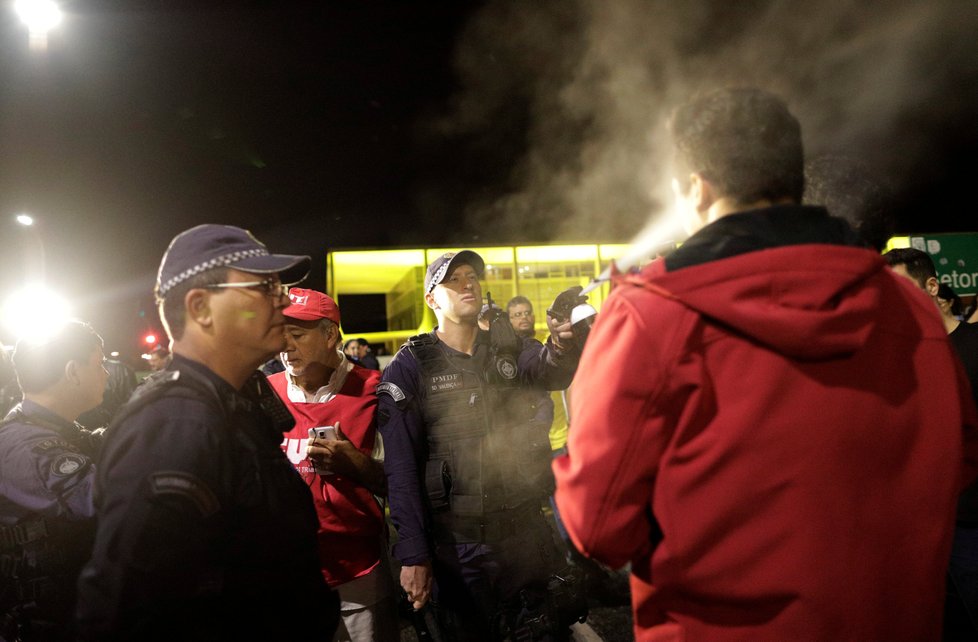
[76,355,335,640]
[0,399,96,526]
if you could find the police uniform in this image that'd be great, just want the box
[0,399,98,640]
[378,329,581,640]
[75,355,338,641]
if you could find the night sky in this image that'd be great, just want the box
[1,0,976,358]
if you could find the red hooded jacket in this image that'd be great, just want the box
[554,208,978,641]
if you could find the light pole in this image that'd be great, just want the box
[13,0,62,52]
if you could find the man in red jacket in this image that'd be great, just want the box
[553,87,978,641]
[269,288,398,641]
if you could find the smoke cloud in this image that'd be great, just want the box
[427,0,978,246]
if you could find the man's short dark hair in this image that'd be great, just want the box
[506,296,532,312]
[882,248,937,289]
[13,321,103,394]
[155,268,228,341]
[670,87,804,204]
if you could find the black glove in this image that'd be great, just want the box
[547,286,588,322]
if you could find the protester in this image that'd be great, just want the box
[269,288,398,641]
[144,345,170,372]
[356,338,380,371]
[378,250,586,640]
[0,320,108,640]
[554,87,978,641]
[505,296,536,339]
[884,247,978,640]
[76,224,338,640]
[343,339,362,365]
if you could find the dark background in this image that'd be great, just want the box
[1,0,976,360]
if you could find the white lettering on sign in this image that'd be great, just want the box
[940,272,978,292]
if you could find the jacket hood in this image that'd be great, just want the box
[629,206,888,360]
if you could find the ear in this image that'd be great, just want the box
[924,276,940,298]
[689,173,716,212]
[64,360,80,386]
[325,324,340,347]
[186,289,214,329]
[425,291,438,310]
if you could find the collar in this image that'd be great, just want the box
[168,353,256,413]
[285,349,352,403]
[664,205,860,272]
[429,327,490,359]
[18,398,78,432]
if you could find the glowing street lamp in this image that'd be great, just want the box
[14,0,62,52]
[1,285,72,342]
[13,212,46,283]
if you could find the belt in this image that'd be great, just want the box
[434,501,543,544]
[0,519,49,551]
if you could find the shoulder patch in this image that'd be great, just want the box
[51,453,87,477]
[495,355,518,380]
[33,438,72,453]
[376,382,406,402]
[150,471,220,518]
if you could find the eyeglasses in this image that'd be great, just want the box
[203,279,294,299]
[509,310,534,318]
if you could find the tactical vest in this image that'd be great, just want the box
[409,333,554,542]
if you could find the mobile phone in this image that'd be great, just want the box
[310,425,338,441]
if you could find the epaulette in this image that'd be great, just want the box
[407,332,437,347]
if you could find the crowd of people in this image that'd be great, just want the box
[1,86,977,642]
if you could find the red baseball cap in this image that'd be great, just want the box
[283,288,341,325]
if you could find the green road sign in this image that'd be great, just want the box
[909,233,978,296]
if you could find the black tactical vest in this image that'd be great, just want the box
[409,332,554,542]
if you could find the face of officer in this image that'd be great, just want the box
[75,346,110,412]
[427,264,482,324]
[206,268,290,366]
[281,319,339,384]
[508,303,535,338]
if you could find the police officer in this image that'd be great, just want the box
[75,224,339,640]
[378,251,585,641]
[0,320,108,641]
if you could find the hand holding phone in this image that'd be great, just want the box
[307,424,342,475]
[310,425,339,441]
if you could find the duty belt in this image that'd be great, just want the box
[434,501,542,544]
[0,519,48,551]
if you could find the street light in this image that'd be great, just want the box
[14,212,46,283]
[13,0,62,52]
[2,284,71,342]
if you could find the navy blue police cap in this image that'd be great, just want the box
[156,224,311,298]
[424,250,485,295]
